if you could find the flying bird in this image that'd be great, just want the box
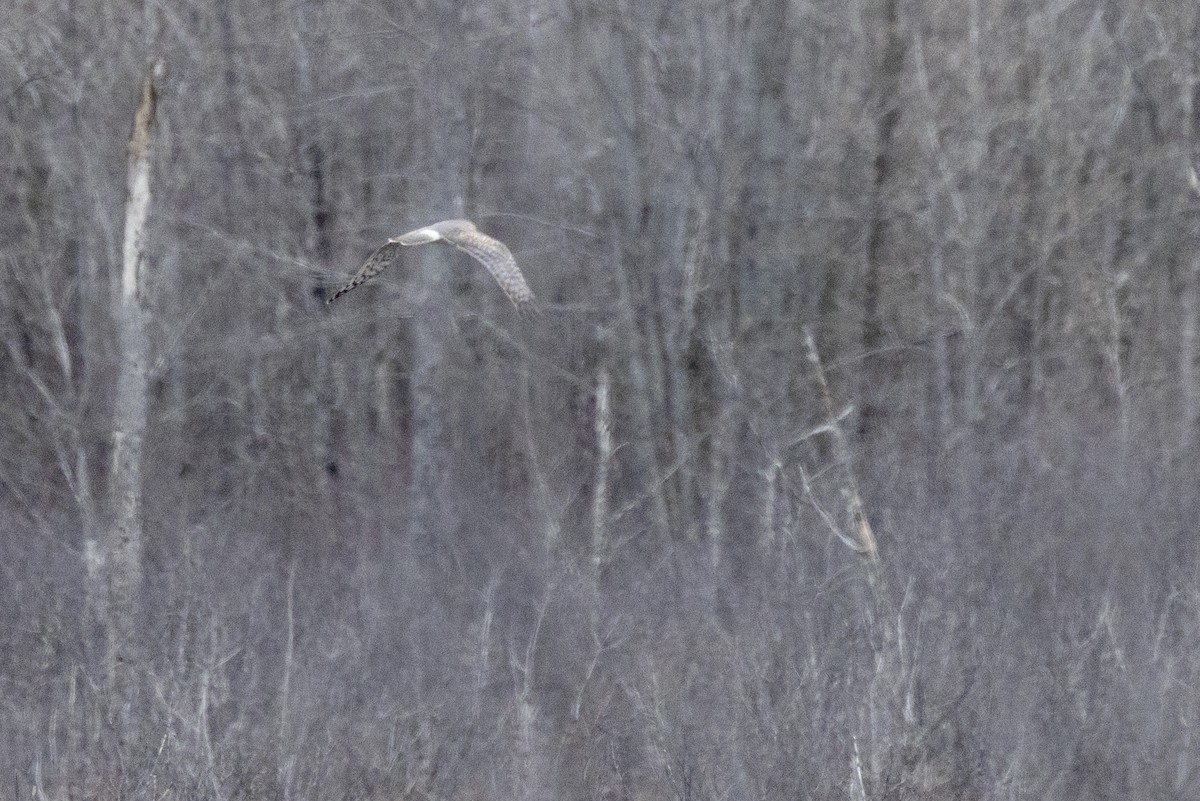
[326,219,535,312]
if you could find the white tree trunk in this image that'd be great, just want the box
[107,65,158,708]
[591,364,613,574]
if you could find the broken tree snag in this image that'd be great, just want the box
[121,68,157,301]
[803,327,880,563]
[129,71,157,161]
[106,63,160,711]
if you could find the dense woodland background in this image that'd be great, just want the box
[3,0,1200,799]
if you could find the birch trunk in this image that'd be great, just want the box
[107,65,158,714]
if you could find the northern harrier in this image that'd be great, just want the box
[326,219,535,312]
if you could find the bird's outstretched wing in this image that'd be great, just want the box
[396,220,536,312]
[326,241,402,304]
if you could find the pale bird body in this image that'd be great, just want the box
[327,219,535,312]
